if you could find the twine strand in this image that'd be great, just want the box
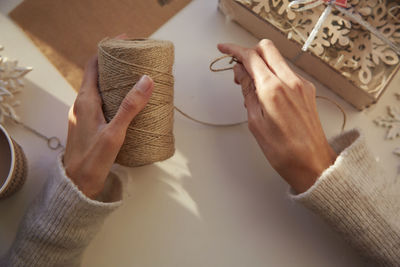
[316,96,346,132]
[174,106,247,127]
[210,55,239,72]
[98,41,173,79]
[388,5,400,22]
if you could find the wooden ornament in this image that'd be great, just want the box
[247,0,400,89]
[375,94,400,139]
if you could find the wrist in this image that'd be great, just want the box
[63,156,106,199]
[293,144,337,194]
[68,174,105,199]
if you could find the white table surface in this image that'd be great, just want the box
[0,1,399,266]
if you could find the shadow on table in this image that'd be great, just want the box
[0,79,70,256]
[83,115,368,267]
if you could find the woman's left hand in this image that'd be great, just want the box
[218,40,337,193]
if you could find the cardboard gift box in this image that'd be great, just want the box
[219,0,400,110]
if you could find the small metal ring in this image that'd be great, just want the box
[47,137,62,150]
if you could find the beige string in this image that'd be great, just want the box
[388,5,400,22]
[174,106,247,127]
[316,96,346,132]
[98,38,175,167]
[209,55,347,132]
[210,55,238,72]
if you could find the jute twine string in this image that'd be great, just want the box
[98,38,175,167]
[210,55,347,132]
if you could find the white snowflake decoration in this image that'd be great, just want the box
[253,0,296,20]
[0,45,32,123]
[243,0,400,92]
[375,93,400,163]
[375,94,400,140]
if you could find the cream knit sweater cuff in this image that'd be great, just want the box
[1,154,122,267]
[291,129,400,266]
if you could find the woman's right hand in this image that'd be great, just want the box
[63,56,154,199]
[218,40,337,194]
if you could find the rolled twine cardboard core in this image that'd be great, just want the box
[98,38,175,167]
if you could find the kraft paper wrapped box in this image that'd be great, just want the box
[219,0,400,110]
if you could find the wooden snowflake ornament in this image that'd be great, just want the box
[0,47,32,94]
[375,93,400,164]
[289,5,352,56]
[375,94,400,140]
[0,45,32,123]
[245,0,400,93]
[253,0,296,20]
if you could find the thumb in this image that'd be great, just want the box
[110,75,154,131]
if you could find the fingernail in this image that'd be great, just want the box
[115,33,127,39]
[135,75,152,93]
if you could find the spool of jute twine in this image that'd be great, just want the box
[98,38,175,167]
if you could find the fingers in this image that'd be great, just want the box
[233,64,262,129]
[80,55,99,93]
[241,78,264,137]
[79,35,127,98]
[218,43,275,88]
[109,75,154,131]
[219,41,306,93]
[233,64,252,98]
[244,83,260,116]
[245,85,263,134]
[74,55,104,121]
[255,39,299,82]
[233,64,247,87]
[115,33,128,40]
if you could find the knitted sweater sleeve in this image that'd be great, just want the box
[0,154,122,267]
[292,129,400,266]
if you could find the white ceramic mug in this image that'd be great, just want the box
[0,124,27,199]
